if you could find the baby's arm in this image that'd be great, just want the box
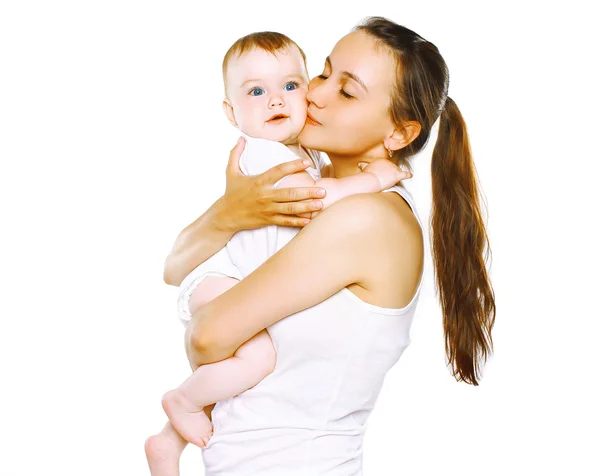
[277,159,405,218]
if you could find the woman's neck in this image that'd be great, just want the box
[328,154,370,179]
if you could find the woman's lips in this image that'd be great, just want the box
[306,111,322,126]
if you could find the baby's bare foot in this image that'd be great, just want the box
[162,389,214,448]
[144,422,186,476]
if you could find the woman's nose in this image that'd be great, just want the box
[306,79,324,108]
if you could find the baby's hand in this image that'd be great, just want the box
[358,159,410,190]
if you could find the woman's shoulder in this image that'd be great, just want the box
[322,192,396,223]
[329,191,419,232]
[321,192,423,307]
[319,192,422,257]
[379,188,423,235]
[375,190,424,267]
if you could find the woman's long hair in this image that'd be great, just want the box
[356,17,496,386]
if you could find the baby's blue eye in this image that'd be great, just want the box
[284,82,297,91]
[250,88,264,96]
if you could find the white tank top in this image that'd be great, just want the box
[201,184,426,476]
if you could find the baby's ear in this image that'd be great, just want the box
[222,99,238,127]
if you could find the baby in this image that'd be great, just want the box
[145,31,405,475]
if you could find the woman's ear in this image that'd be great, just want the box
[385,121,421,152]
[222,99,238,127]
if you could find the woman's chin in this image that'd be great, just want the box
[298,127,319,149]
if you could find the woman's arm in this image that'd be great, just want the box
[164,138,329,286]
[184,193,396,368]
[163,200,236,286]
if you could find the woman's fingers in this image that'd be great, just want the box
[272,198,324,216]
[257,158,313,186]
[271,186,326,203]
[270,215,312,227]
[226,137,247,177]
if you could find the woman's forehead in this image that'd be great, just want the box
[328,31,396,94]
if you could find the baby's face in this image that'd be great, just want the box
[224,46,309,144]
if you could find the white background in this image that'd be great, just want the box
[1,1,598,475]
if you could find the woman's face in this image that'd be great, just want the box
[298,30,397,158]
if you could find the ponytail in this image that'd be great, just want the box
[431,97,496,385]
[356,16,496,385]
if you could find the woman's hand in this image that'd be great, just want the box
[163,137,327,286]
[215,137,328,231]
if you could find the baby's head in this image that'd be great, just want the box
[222,32,309,145]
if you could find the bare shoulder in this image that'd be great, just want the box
[311,192,397,237]
[321,191,424,308]
[378,189,423,238]
[324,191,420,240]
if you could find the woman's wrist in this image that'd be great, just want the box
[212,195,242,234]
[163,198,238,286]
[178,201,234,252]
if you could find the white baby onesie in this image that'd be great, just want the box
[177,134,327,325]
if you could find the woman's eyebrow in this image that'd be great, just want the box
[325,56,368,93]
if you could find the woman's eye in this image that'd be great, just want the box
[317,74,328,80]
[339,89,354,100]
[284,81,299,91]
[249,87,264,96]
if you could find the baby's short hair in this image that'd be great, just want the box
[222,31,307,87]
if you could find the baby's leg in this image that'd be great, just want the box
[162,328,276,447]
[145,421,187,476]
[144,274,244,474]
[187,274,241,421]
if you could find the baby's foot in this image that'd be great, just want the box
[144,422,186,476]
[162,389,214,448]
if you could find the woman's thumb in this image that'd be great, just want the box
[227,136,246,173]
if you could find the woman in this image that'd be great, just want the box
[161,17,495,475]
